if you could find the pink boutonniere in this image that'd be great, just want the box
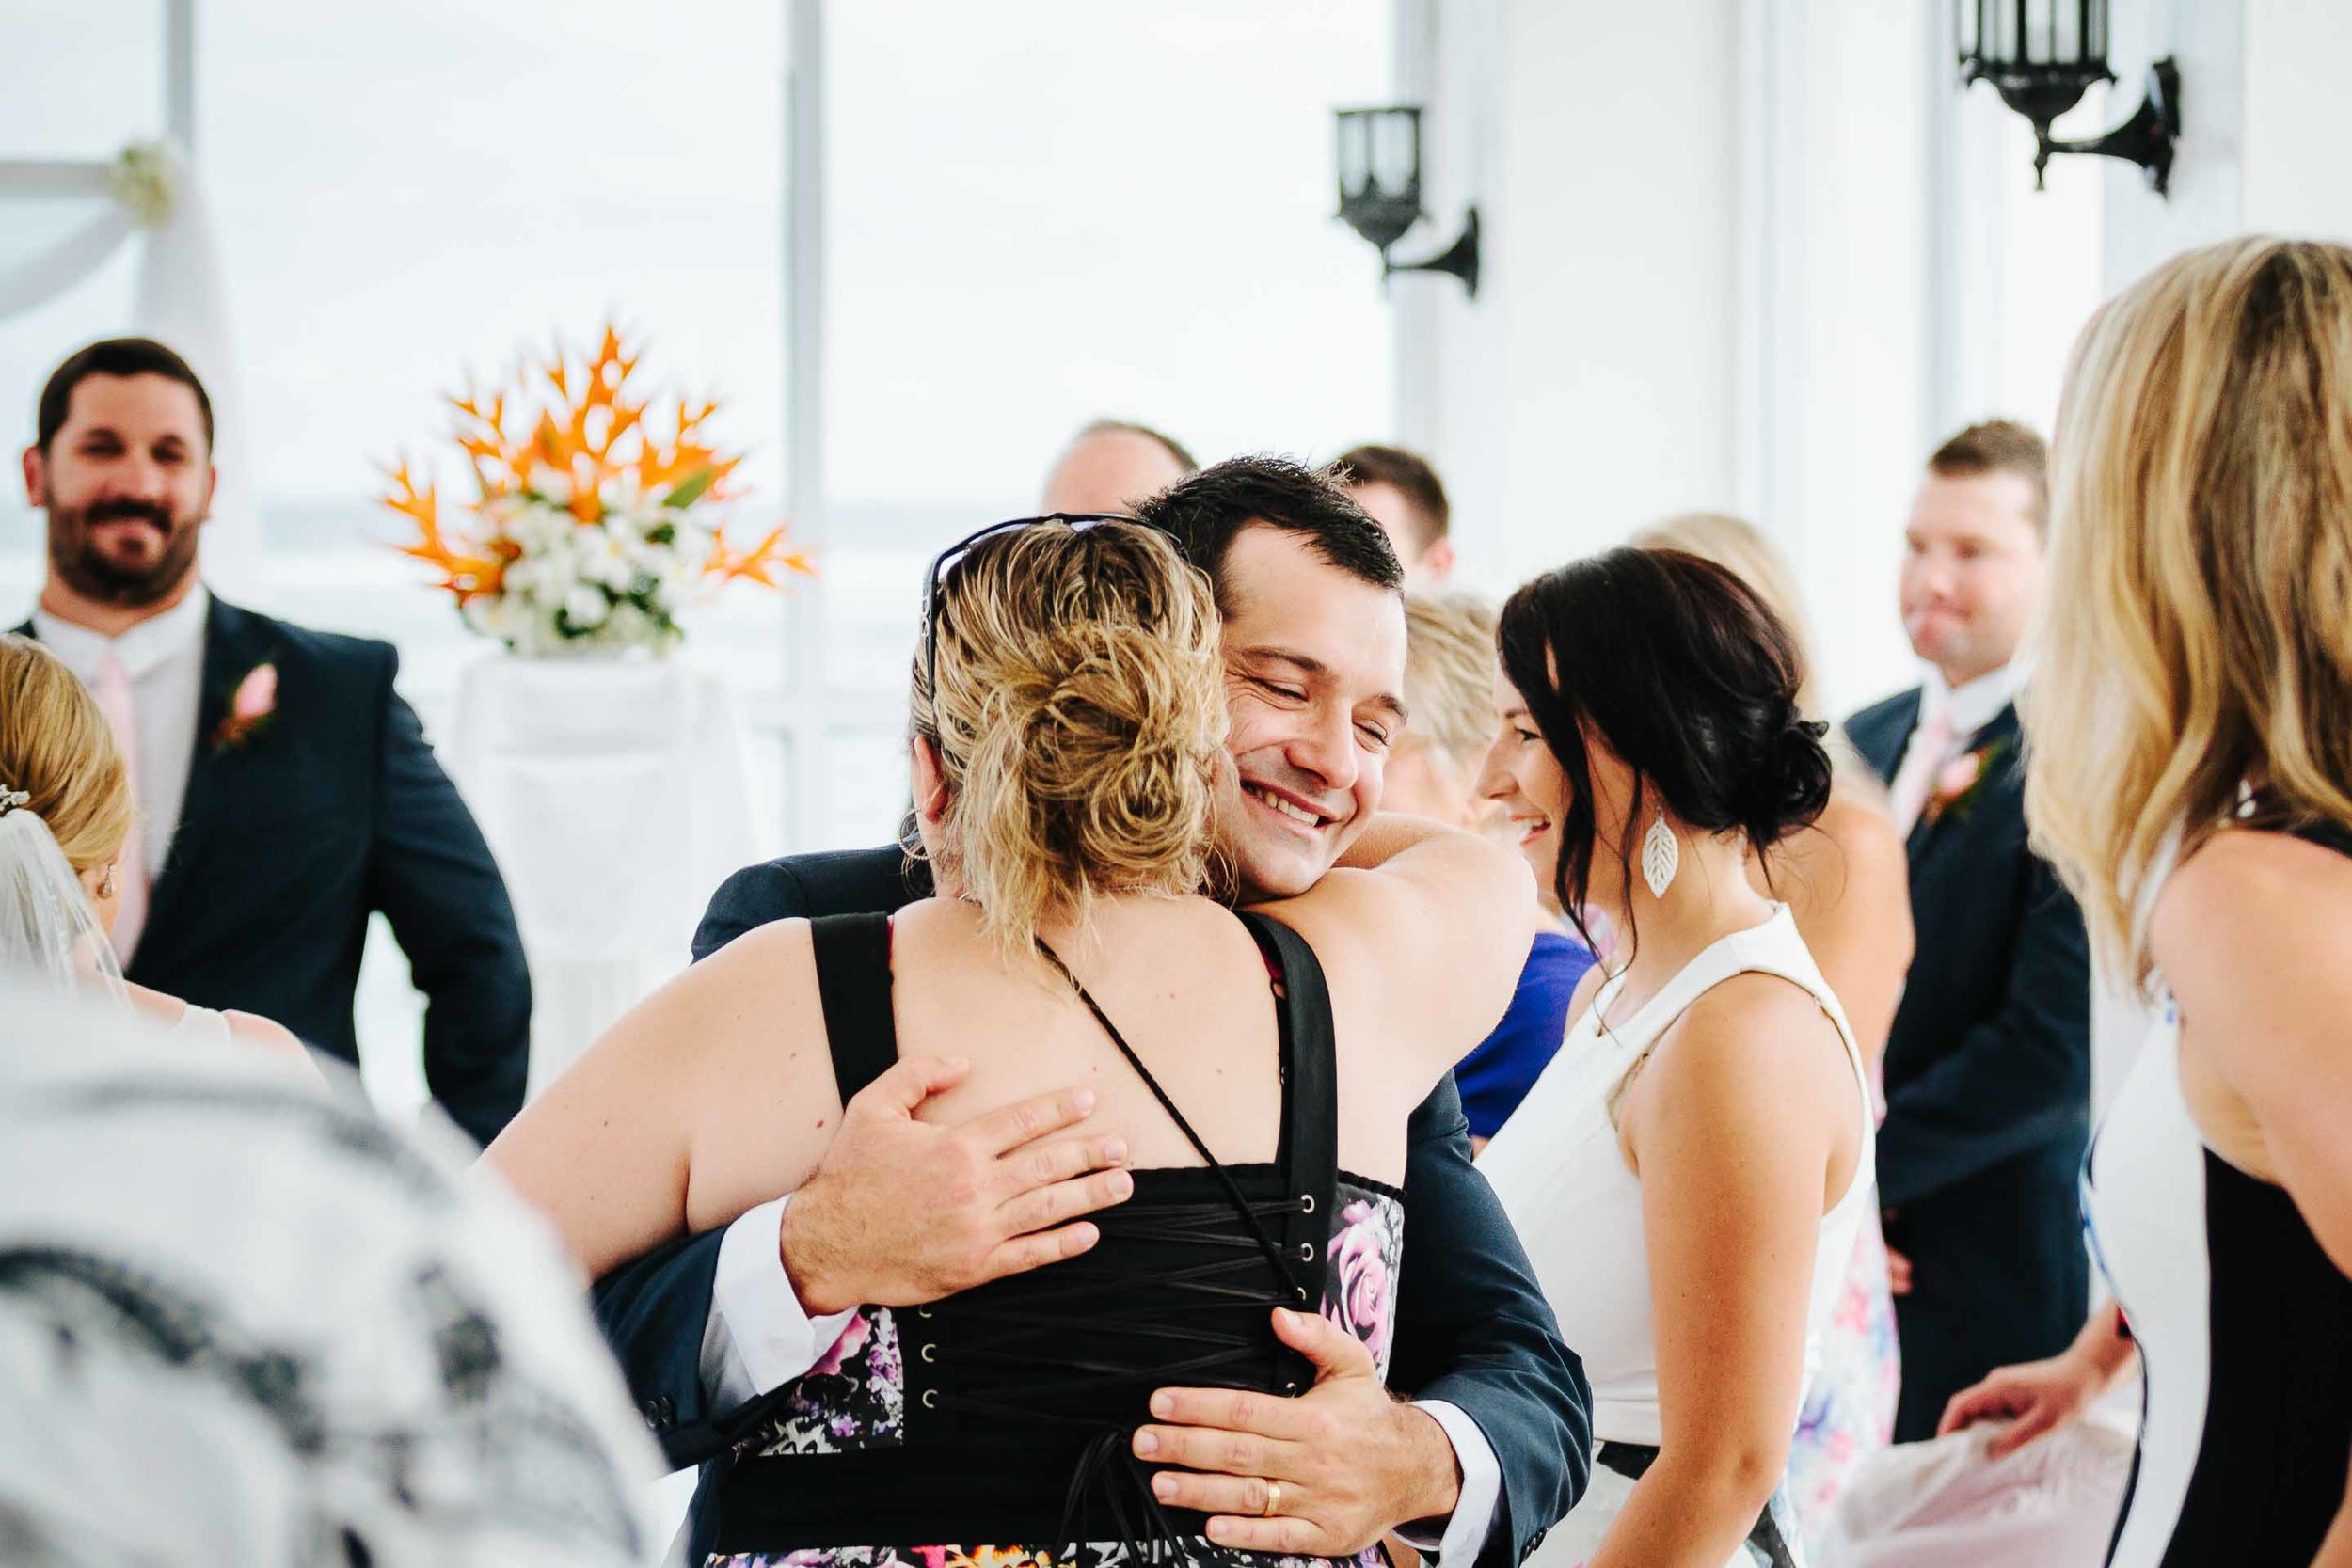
[213,661,278,751]
[1922,734,2015,828]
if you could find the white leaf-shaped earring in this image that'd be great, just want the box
[1640,814,1679,898]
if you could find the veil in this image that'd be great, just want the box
[0,803,130,1006]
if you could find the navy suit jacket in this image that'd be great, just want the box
[594,845,1590,1567]
[1846,690,2091,1441]
[19,596,532,1145]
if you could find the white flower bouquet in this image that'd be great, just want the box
[383,325,809,657]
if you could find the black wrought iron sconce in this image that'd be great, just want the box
[1959,0,2179,197]
[1333,105,1480,298]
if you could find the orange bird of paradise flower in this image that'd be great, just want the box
[381,322,813,607]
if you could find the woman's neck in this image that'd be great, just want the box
[1598,833,1776,1021]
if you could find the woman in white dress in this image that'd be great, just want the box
[1473,547,1877,1568]
[1633,513,1911,1551]
[0,632,306,1063]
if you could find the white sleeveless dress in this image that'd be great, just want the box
[1477,906,1877,1568]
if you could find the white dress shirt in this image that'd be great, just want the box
[33,586,212,883]
[1890,659,2028,792]
[703,1197,1503,1560]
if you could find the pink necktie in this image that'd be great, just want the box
[93,650,150,963]
[1887,707,1958,839]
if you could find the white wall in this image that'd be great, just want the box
[1405,0,1928,720]
[2101,0,2352,292]
[1405,0,1740,594]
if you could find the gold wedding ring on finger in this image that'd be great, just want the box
[1262,1480,1282,1518]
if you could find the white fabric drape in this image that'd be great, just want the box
[0,142,264,600]
[444,656,761,1098]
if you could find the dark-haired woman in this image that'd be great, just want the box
[1473,547,1876,1568]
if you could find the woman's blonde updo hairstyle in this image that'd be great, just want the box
[2028,236,2352,983]
[912,520,1229,960]
[0,633,133,874]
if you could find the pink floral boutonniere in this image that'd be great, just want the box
[213,661,278,752]
[1922,733,2015,829]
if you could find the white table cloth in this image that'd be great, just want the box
[447,656,759,1097]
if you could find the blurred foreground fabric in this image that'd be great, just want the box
[0,982,660,1566]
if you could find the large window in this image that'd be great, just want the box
[807,1,1395,850]
[4,2,1394,1118]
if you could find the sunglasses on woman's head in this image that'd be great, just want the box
[918,512,1139,704]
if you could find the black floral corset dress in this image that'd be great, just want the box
[705,910,1407,1568]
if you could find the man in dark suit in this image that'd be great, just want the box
[596,458,1590,1566]
[18,337,530,1145]
[1845,420,2091,1443]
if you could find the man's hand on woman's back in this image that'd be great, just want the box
[780,1054,1136,1314]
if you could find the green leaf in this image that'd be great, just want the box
[663,468,715,509]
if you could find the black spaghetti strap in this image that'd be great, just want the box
[1234,911,1341,1332]
[809,912,899,1102]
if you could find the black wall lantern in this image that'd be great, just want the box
[1958,0,2180,197]
[1333,105,1480,298]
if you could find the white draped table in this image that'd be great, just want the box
[446,656,760,1098]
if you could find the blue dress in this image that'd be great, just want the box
[1454,930,1595,1140]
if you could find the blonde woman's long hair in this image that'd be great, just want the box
[2028,236,2352,984]
[911,520,1230,963]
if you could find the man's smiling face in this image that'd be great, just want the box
[26,372,215,608]
[1213,524,1408,899]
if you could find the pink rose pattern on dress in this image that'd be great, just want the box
[746,1306,906,1456]
[1322,1194,1404,1377]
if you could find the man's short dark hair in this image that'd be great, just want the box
[1927,419,2047,535]
[1132,454,1403,611]
[1333,443,1450,549]
[1075,418,1199,474]
[38,337,215,453]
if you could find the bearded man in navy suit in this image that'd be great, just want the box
[1845,421,2091,1443]
[17,337,531,1145]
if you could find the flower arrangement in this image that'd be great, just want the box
[381,325,810,657]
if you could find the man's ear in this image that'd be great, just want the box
[1420,535,1456,583]
[23,445,47,509]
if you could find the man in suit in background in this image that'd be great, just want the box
[18,337,531,1144]
[1846,420,2091,1443]
[596,457,1590,1566]
[1038,417,1197,514]
[1335,442,1454,588]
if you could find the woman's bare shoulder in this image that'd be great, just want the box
[122,982,186,1031]
[221,1009,309,1058]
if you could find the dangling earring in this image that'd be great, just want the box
[98,861,118,899]
[1640,814,1679,898]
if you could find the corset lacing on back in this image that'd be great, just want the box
[951,935,1313,1560]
